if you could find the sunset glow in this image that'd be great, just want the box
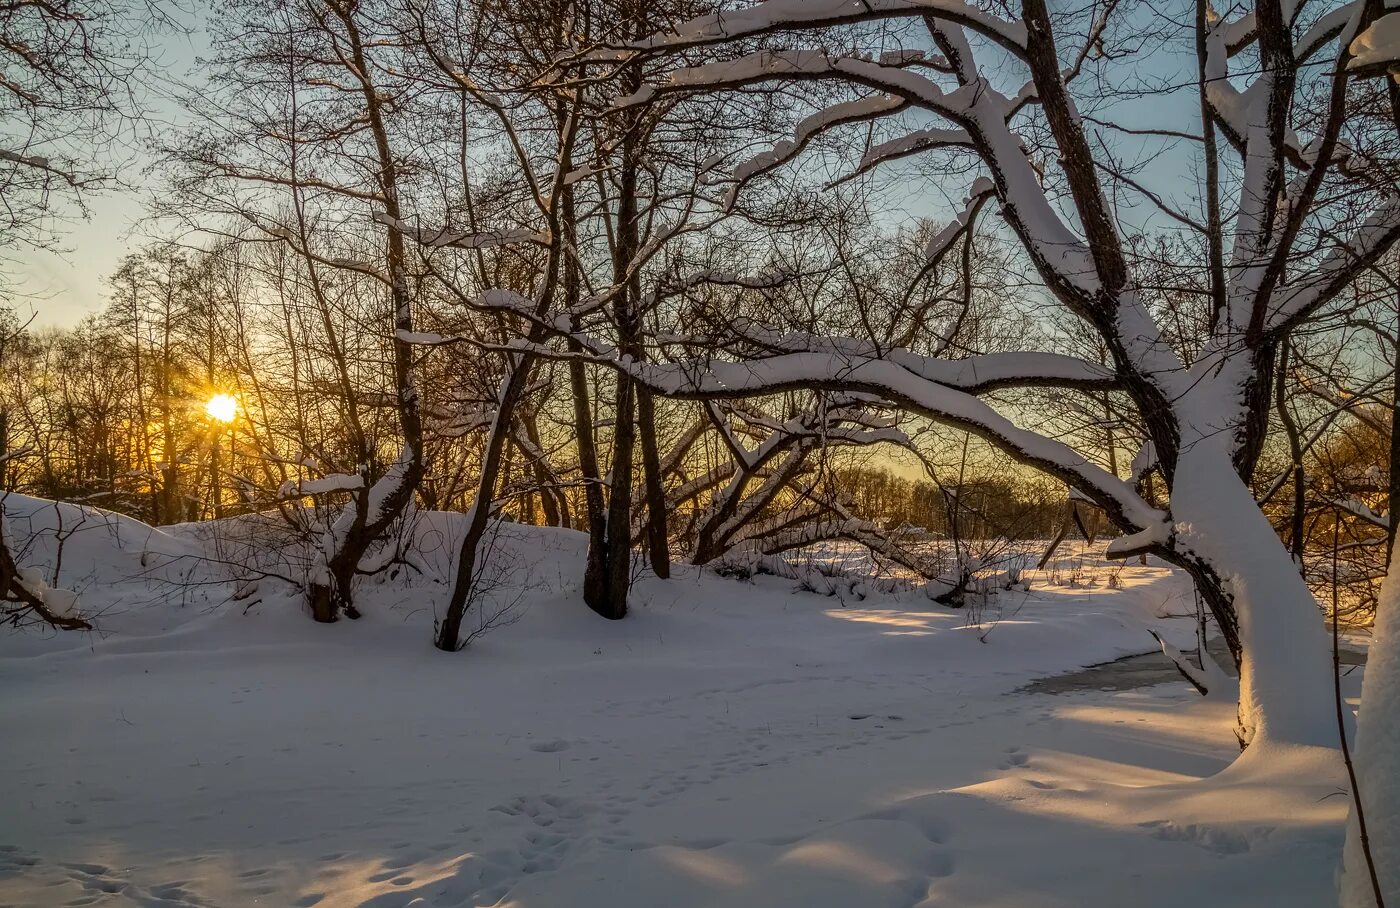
[204,394,239,424]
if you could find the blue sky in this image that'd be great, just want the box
[19,0,1206,331]
[16,16,207,330]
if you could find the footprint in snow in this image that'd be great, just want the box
[1000,746,1030,769]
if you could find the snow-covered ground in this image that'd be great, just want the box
[0,497,1363,907]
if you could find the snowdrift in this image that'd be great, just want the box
[0,497,1358,908]
[2,492,212,589]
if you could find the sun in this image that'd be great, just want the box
[205,394,239,424]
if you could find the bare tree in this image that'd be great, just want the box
[0,0,165,275]
[551,0,1400,749]
[169,0,425,622]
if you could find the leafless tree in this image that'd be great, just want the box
[167,0,426,622]
[555,0,1400,748]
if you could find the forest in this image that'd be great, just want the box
[2,0,1399,905]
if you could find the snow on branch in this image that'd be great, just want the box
[920,178,993,263]
[284,473,365,498]
[623,39,1102,301]
[0,148,80,186]
[1349,10,1400,72]
[722,94,909,209]
[618,352,1162,533]
[1299,2,1366,62]
[631,0,1029,58]
[723,320,1116,392]
[1266,196,1400,333]
[0,502,90,631]
[1332,496,1391,531]
[833,126,975,186]
[1148,629,1234,698]
[617,48,969,117]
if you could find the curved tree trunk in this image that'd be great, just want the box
[436,361,535,650]
[1168,441,1339,748]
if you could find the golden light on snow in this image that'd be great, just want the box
[205,394,239,424]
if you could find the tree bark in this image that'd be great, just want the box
[589,49,645,621]
[1388,301,1399,564]
[1275,344,1307,561]
[598,373,636,620]
[573,351,609,607]
[0,512,91,631]
[522,413,562,527]
[637,387,669,578]
[301,3,424,623]
[436,360,535,649]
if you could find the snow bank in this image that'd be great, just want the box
[1,493,210,590]
[0,514,1359,907]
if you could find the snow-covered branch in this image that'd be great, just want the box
[629,0,1029,59]
[620,352,1162,534]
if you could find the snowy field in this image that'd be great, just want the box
[0,497,1364,907]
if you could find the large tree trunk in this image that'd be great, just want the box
[588,59,644,622]
[1388,317,1399,564]
[0,410,8,490]
[596,373,636,621]
[571,352,609,608]
[559,165,610,604]
[309,551,358,623]
[1169,438,1339,748]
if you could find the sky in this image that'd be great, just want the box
[14,1,1202,332]
[13,18,207,330]
[20,193,154,329]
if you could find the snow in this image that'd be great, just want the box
[1105,523,1171,558]
[1169,364,1343,750]
[723,95,907,208]
[1349,11,1400,70]
[920,179,992,261]
[557,163,605,185]
[1340,566,1400,906]
[0,502,1368,907]
[1,493,212,593]
[845,127,974,185]
[296,473,366,496]
[396,329,455,346]
[637,0,1028,56]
